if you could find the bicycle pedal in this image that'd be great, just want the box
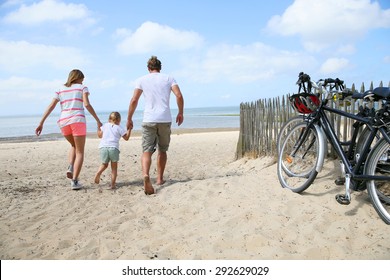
[335,194,351,205]
[334,177,345,185]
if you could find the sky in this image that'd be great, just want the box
[0,0,389,116]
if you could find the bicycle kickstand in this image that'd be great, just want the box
[335,173,351,205]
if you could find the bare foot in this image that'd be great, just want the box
[94,173,100,184]
[156,179,166,186]
[143,175,155,195]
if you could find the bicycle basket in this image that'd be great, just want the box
[289,93,320,114]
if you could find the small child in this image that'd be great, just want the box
[94,112,131,189]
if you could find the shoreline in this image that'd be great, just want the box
[0,127,239,144]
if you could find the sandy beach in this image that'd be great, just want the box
[0,130,389,260]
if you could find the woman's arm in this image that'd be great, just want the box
[83,92,102,128]
[35,98,58,136]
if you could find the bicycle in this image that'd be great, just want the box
[279,77,386,186]
[277,73,380,160]
[277,73,348,155]
[277,73,390,224]
[279,73,388,170]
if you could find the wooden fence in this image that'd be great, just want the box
[235,81,390,159]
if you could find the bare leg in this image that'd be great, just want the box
[95,163,108,184]
[71,135,86,181]
[156,151,167,185]
[142,152,154,195]
[68,145,76,168]
[64,135,76,179]
[110,161,118,189]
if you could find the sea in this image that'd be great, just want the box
[0,106,240,139]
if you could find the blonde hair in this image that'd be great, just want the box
[147,56,162,71]
[108,112,121,124]
[64,69,84,87]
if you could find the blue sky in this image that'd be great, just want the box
[0,0,389,116]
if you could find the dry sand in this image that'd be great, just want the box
[0,130,389,260]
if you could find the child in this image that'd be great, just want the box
[94,112,131,189]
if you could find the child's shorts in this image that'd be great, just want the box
[61,122,87,136]
[99,147,120,163]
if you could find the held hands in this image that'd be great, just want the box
[127,119,134,130]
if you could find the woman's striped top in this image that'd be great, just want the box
[54,84,89,128]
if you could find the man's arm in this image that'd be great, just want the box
[127,88,143,130]
[172,85,184,126]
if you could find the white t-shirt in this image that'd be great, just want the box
[134,72,177,123]
[98,123,127,150]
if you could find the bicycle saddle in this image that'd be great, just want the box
[372,87,390,99]
[353,87,390,101]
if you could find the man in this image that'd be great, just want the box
[127,56,184,195]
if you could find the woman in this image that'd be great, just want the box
[35,69,102,190]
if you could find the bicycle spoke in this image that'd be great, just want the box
[277,122,321,192]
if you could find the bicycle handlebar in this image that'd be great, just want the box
[317,78,345,91]
[296,72,355,103]
[323,78,344,87]
[296,72,346,95]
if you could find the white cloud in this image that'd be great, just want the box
[320,57,350,74]
[0,40,88,72]
[116,21,204,55]
[0,76,60,92]
[180,43,316,84]
[266,0,390,52]
[99,78,120,89]
[0,76,62,104]
[3,0,93,25]
[114,28,133,39]
[336,44,356,55]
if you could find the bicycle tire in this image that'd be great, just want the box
[355,126,381,161]
[364,138,390,224]
[277,115,306,154]
[277,122,321,193]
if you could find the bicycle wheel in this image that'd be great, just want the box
[364,138,390,224]
[277,122,321,193]
[277,115,306,154]
[355,126,381,161]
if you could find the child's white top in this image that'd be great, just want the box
[99,123,127,150]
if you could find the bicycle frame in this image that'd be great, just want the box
[299,101,390,203]
[320,105,390,180]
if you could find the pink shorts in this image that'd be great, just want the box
[61,123,87,136]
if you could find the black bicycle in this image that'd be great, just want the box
[277,73,390,224]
